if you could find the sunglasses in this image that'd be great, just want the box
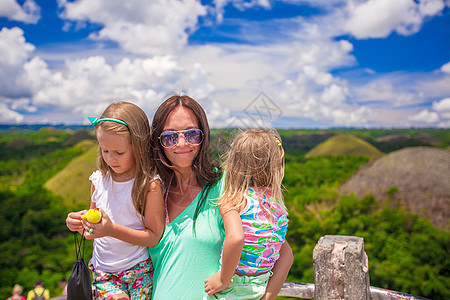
[159,129,204,148]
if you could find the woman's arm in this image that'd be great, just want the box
[261,241,294,300]
[204,207,244,296]
[83,180,165,247]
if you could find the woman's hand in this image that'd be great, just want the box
[204,271,228,296]
[82,209,114,239]
[66,210,87,233]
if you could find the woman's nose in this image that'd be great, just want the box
[176,132,188,147]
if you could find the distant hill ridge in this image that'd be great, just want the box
[0,124,91,131]
[340,147,450,229]
[305,134,384,160]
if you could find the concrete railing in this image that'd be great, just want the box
[279,235,430,300]
[50,235,430,300]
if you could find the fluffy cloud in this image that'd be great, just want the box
[344,0,446,38]
[212,0,271,23]
[178,34,368,126]
[0,0,40,23]
[0,101,24,123]
[441,61,450,74]
[59,0,207,55]
[409,97,450,126]
[409,109,440,123]
[0,0,449,128]
[21,55,185,118]
[0,27,34,98]
[433,97,450,119]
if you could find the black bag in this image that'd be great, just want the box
[67,231,93,300]
[31,289,45,300]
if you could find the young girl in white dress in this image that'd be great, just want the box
[66,102,165,300]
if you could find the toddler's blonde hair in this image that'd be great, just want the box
[217,129,286,216]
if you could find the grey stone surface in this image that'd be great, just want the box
[313,235,370,300]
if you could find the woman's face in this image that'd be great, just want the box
[162,106,201,169]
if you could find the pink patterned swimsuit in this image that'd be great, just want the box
[235,188,288,274]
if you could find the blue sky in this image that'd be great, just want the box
[1,0,449,128]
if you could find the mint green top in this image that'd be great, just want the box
[148,177,225,300]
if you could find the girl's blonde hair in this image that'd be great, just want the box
[217,129,286,215]
[12,284,23,296]
[94,102,155,219]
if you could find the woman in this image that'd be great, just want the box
[149,94,293,299]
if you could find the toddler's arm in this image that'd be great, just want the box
[261,241,294,300]
[83,179,165,247]
[204,207,244,296]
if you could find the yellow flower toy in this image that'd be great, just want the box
[82,208,102,223]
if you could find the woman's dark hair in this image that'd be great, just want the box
[150,95,222,225]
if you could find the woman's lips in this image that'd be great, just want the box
[174,149,192,155]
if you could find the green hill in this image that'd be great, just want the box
[44,141,98,206]
[305,134,384,160]
[63,129,95,146]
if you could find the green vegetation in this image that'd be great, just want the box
[0,128,93,298]
[0,127,448,299]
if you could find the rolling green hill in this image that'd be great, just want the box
[305,134,384,160]
[44,140,98,206]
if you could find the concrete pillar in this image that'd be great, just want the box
[313,235,370,300]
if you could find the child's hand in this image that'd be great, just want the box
[204,271,228,296]
[81,208,102,223]
[82,209,113,239]
[66,210,88,233]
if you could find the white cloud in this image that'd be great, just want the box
[231,0,271,10]
[59,0,207,55]
[9,97,36,112]
[433,97,450,119]
[187,63,215,100]
[0,102,24,123]
[21,55,185,116]
[344,0,446,38]
[433,97,450,111]
[1,0,448,128]
[352,73,431,107]
[409,109,440,123]
[0,27,35,97]
[440,61,450,74]
[0,0,40,24]
[201,99,234,128]
[321,84,349,104]
[178,34,363,125]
